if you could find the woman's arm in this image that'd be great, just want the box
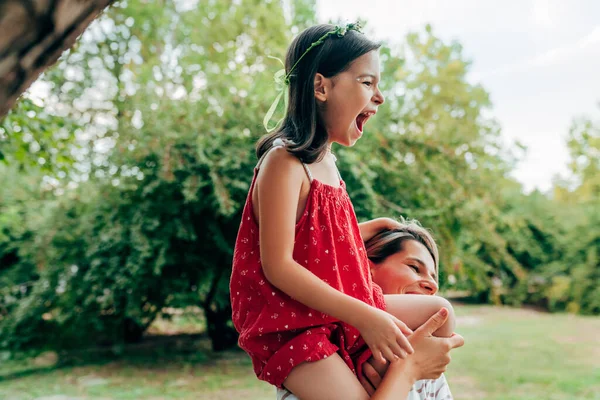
[370,358,417,399]
[358,217,399,242]
[278,309,463,400]
[360,304,463,397]
[362,362,455,398]
[371,308,462,399]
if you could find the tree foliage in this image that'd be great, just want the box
[0,0,598,357]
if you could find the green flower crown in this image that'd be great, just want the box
[263,22,364,132]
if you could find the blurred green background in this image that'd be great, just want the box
[0,0,598,399]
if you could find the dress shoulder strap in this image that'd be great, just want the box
[301,162,313,183]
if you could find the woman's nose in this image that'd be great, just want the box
[419,280,438,294]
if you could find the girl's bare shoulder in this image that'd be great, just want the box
[257,146,305,184]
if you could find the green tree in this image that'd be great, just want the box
[2,2,599,361]
[0,98,79,173]
[1,0,317,353]
[548,105,600,313]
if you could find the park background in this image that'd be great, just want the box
[0,0,599,399]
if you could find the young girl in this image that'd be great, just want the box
[230,23,455,399]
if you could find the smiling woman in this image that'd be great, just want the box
[367,226,439,296]
[363,221,455,399]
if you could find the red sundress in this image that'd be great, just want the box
[230,143,386,387]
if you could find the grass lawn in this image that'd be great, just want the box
[1,304,599,399]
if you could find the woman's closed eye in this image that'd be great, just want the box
[362,81,373,87]
[408,265,419,273]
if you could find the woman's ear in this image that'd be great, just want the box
[314,73,328,102]
[368,260,376,278]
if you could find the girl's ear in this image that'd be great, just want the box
[314,73,328,102]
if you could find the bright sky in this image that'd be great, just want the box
[317,0,600,192]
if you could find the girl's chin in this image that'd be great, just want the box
[330,126,363,146]
[348,124,363,143]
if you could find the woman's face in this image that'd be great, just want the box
[370,240,438,296]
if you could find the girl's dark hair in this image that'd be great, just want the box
[256,24,381,164]
[364,219,440,282]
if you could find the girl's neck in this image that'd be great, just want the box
[325,143,337,162]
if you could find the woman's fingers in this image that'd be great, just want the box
[361,362,383,392]
[414,307,449,337]
[449,333,465,349]
[358,374,376,396]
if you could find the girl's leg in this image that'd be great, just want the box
[283,353,369,400]
[384,294,455,337]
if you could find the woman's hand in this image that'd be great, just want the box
[407,309,464,380]
[359,308,465,395]
[358,218,401,242]
[359,357,387,395]
[355,307,415,364]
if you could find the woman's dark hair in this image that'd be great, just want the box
[364,219,440,282]
[256,24,381,164]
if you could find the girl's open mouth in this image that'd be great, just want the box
[355,111,375,133]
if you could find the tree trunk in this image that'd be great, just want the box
[202,266,239,351]
[0,0,114,117]
[123,317,146,343]
[204,303,239,352]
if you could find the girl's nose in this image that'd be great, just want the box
[373,87,384,105]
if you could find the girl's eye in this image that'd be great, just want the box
[409,265,419,273]
[362,81,373,87]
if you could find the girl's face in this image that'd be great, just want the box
[370,240,438,296]
[315,50,385,147]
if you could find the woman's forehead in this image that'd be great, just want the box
[400,240,436,270]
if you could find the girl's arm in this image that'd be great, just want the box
[358,217,401,242]
[257,149,412,362]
